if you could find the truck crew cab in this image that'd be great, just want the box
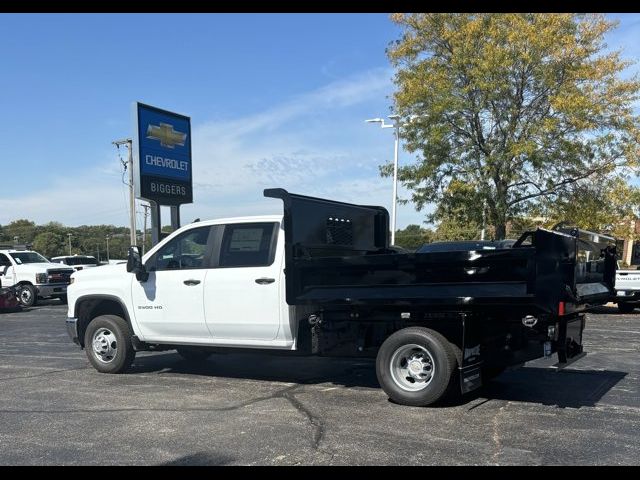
[0,245,74,306]
[66,189,617,407]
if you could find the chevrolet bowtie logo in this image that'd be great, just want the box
[146,122,187,149]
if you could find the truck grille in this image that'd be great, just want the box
[47,269,73,284]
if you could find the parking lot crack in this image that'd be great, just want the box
[281,389,326,450]
[491,401,509,465]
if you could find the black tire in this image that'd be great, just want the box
[17,284,37,307]
[176,346,212,362]
[618,302,636,314]
[376,327,458,407]
[84,314,136,374]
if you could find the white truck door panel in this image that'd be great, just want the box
[131,269,210,339]
[204,222,282,341]
[131,225,215,340]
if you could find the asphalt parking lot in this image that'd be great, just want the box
[0,301,639,465]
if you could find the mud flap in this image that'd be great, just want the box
[459,364,483,394]
[556,314,586,364]
[459,313,483,394]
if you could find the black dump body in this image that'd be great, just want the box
[265,189,617,315]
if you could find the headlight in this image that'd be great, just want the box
[36,273,48,283]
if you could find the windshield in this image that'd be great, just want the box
[61,257,98,266]
[9,251,49,264]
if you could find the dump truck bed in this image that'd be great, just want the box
[265,189,617,315]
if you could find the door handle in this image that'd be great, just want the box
[183,279,201,286]
[255,277,275,285]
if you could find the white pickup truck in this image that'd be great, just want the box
[65,189,617,407]
[0,248,74,306]
[614,263,640,313]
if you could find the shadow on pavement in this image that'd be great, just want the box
[129,350,381,389]
[160,452,235,466]
[474,367,628,408]
[127,352,627,408]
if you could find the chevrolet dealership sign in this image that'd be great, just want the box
[133,102,193,205]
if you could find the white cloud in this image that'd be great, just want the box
[2,67,420,229]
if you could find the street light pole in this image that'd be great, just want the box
[366,114,401,245]
[106,235,110,262]
[67,233,72,256]
[391,119,400,245]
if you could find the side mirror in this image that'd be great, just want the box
[127,246,149,282]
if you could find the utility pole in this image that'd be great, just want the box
[67,233,72,256]
[113,138,136,247]
[142,204,150,255]
[480,200,487,241]
[106,234,110,262]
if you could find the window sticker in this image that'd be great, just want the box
[229,228,264,252]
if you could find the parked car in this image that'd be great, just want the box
[613,261,640,313]
[0,247,74,306]
[0,286,20,312]
[51,255,100,272]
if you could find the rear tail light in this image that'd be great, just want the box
[558,301,566,316]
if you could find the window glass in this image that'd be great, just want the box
[9,252,48,264]
[149,226,212,271]
[219,223,276,267]
[0,254,10,267]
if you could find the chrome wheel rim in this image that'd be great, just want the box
[19,287,32,305]
[389,344,435,392]
[92,328,118,363]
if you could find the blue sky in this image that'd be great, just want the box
[1,13,639,230]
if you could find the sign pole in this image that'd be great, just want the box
[170,206,180,231]
[150,201,161,247]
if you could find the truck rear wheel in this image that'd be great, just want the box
[176,347,212,362]
[84,315,136,374]
[618,302,636,314]
[376,327,457,407]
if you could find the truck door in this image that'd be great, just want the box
[203,222,282,341]
[131,225,216,341]
[0,253,14,287]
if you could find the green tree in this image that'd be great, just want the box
[433,217,483,242]
[3,219,37,244]
[536,175,640,239]
[386,13,640,239]
[395,224,435,250]
[32,231,65,258]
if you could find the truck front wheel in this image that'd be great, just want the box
[84,315,136,374]
[18,284,37,307]
[376,327,457,407]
